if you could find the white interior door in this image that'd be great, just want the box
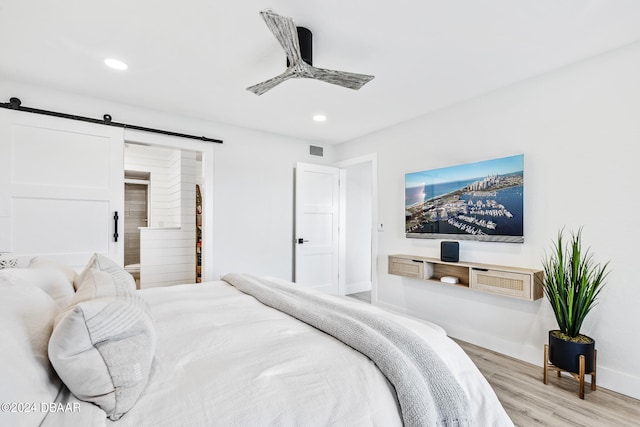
[295,162,340,294]
[0,109,124,270]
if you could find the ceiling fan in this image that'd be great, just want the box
[247,9,375,96]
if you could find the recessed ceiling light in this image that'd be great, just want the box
[104,58,128,71]
[313,114,327,122]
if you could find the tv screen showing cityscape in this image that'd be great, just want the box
[405,154,524,243]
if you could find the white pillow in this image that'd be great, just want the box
[72,263,133,304]
[29,256,78,287]
[73,253,135,291]
[0,267,75,308]
[49,268,156,421]
[0,280,62,427]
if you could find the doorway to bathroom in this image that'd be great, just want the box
[124,171,150,288]
[122,128,214,287]
[123,141,207,289]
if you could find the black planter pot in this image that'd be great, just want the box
[548,330,595,374]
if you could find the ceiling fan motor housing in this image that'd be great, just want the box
[287,27,312,66]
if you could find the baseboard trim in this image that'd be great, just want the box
[345,281,371,295]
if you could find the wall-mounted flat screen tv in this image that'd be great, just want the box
[405,154,524,243]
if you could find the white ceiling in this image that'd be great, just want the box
[1,1,640,144]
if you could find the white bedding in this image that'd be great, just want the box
[83,280,512,427]
[2,259,513,426]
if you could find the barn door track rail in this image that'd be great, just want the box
[0,97,223,144]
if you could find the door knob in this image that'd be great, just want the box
[297,238,309,244]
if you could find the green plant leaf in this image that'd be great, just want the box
[541,227,609,338]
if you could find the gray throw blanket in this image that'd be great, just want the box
[222,273,471,427]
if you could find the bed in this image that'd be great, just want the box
[0,254,513,427]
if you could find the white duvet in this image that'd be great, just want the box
[46,280,512,427]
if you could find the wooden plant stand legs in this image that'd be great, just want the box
[543,344,597,399]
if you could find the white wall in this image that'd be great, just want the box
[212,132,333,280]
[335,41,640,399]
[0,79,333,283]
[166,149,183,228]
[344,161,372,293]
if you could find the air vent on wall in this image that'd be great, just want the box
[309,145,324,157]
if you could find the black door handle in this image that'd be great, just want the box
[297,238,309,244]
[113,211,119,242]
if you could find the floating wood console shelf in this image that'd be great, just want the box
[388,254,543,301]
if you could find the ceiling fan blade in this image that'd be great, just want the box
[248,9,375,94]
[247,68,298,96]
[259,9,303,66]
[308,66,375,90]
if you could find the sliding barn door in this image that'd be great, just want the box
[0,109,124,269]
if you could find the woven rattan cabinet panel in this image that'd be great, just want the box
[470,268,534,300]
[388,256,424,279]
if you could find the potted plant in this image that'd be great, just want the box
[542,227,609,374]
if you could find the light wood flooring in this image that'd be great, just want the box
[345,292,640,426]
[455,339,640,426]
